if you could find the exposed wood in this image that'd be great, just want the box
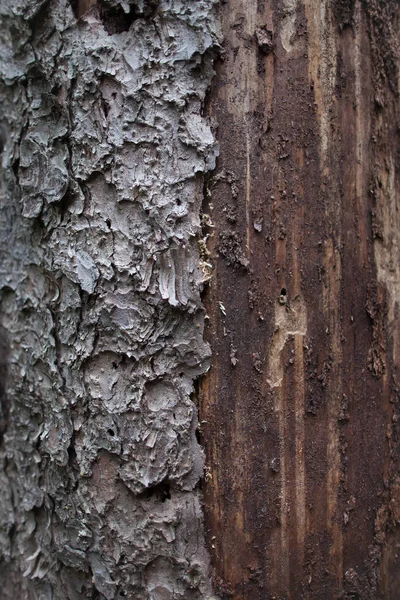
[200,0,400,598]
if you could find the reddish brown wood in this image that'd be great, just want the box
[70,0,96,18]
[200,1,400,598]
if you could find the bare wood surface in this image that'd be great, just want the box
[201,1,400,598]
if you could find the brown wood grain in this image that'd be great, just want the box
[200,1,400,598]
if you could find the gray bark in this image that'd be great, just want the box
[0,1,220,598]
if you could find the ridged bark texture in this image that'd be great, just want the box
[0,1,220,598]
[200,0,400,598]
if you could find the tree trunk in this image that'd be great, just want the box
[1,0,399,599]
[200,0,400,599]
[0,1,219,598]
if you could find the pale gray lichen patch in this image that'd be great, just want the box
[0,0,220,597]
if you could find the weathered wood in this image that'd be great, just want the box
[200,1,400,598]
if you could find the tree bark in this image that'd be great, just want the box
[200,0,400,599]
[0,1,219,598]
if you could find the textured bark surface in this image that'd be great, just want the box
[0,1,220,598]
[200,0,400,598]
